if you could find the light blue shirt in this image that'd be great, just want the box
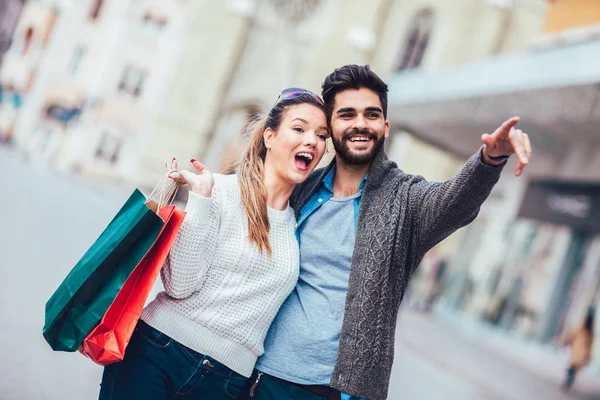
[256,167,367,395]
[295,166,366,238]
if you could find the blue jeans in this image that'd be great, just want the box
[99,320,248,400]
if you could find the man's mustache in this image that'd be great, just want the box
[341,129,378,140]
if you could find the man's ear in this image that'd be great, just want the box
[384,121,390,139]
[264,127,275,149]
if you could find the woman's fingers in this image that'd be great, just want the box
[190,158,206,173]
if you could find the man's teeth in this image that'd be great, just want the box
[297,152,313,161]
[349,137,370,142]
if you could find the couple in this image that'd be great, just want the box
[98,64,532,400]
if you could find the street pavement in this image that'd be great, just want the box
[1,146,600,400]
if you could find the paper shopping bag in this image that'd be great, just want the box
[80,205,185,365]
[43,190,165,352]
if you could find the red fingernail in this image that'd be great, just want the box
[173,157,176,161]
[191,158,196,163]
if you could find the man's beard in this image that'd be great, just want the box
[331,128,385,165]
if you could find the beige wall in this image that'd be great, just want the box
[372,0,547,73]
[137,1,249,186]
[137,0,548,186]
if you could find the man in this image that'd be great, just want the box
[243,65,532,400]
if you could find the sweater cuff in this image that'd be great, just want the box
[184,190,213,223]
[471,146,506,182]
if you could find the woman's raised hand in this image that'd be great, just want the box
[168,158,214,198]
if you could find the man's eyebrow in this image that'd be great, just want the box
[336,107,383,114]
[336,107,356,114]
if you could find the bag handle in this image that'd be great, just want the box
[146,172,180,211]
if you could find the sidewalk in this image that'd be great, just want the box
[432,305,600,394]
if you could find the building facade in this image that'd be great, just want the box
[385,0,600,365]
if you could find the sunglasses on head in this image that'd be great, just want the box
[274,87,324,106]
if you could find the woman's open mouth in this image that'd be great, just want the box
[294,151,315,172]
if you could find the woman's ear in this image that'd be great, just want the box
[263,127,275,149]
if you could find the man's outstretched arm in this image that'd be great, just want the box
[414,117,532,251]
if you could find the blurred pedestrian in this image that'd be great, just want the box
[562,307,595,391]
[98,88,329,400]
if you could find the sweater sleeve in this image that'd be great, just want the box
[160,178,223,299]
[413,146,505,251]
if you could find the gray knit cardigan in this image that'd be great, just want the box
[289,146,505,400]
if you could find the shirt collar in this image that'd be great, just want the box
[321,164,369,194]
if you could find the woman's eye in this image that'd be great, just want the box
[293,127,304,133]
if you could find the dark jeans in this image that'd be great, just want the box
[99,320,248,400]
[563,365,578,390]
[240,370,363,400]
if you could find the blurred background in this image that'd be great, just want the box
[1,0,600,399]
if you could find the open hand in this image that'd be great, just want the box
[168,158,214,197]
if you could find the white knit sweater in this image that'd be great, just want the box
[141,174,299,377]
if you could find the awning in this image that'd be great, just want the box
[385,39,600,178]
[388,40,600,104]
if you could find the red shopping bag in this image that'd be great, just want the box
[79,205,186,365]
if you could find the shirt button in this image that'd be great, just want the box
[318,198,323,203]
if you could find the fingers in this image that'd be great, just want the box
[481,133,493,147]
[523,133,532,159]
[512,129,530,177]
[167,157,185,184]
[516,132,532,177]
[166,158,178,173]
[493,116,520,139]
[168,170,187,185]
[190,158,206,173]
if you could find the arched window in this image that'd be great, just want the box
[22,26,34,56]
[395,8,434,72]
[89,0,104,21]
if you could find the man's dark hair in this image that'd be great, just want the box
[321,64,389,120]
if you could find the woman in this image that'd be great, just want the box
[562,307,595,391]
[99,89,329,400]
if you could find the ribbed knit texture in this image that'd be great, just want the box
[142,174,299,377]
[289,147,505,400]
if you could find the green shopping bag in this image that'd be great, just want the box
[43,189,164,352]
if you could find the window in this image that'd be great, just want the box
[141,11,168,32]
[395,8,434,72]
[117,66,147,98]
[22,26,34,56]
[95,132,122,163]
[40,129,54,153]
[89,0,104,21]
[68,47,85,75]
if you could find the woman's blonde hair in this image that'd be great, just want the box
[236,93,326,255]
